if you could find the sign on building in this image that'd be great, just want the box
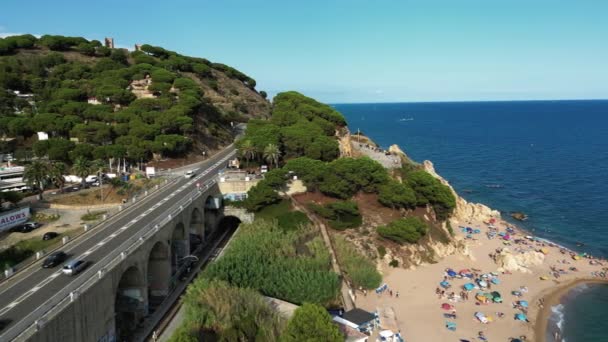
[0,207,30,232]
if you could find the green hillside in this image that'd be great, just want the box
[0,34,270,164]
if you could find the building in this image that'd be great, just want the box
[37,132,49,141]
[217,170,262,201]
[104,37,114,49]
[87,97,102,105]
[134,44,142,51]
[0,166,29,192]
[333,308,377,335]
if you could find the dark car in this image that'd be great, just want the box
[42,251,67,268]
[0,319,11,331]
[42,232,59,241]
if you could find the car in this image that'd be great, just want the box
[62,259,88,276]
[0,319,11,331]
[42,232,59,240]
[184,170,196,179]
[42,251,67,268]
[23,222,41,229]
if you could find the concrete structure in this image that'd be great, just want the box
[104,37,114,49]
[0,146,253,342]
[217,170,262,201]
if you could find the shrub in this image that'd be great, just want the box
[378,180,416,209]
[333,236,382,289]
[377,217,428,244]
[204,220,340,305]
[243,182,281,211]
[406,170,456,220]
[281,303,343,342]
[377,245,387,259]
[389,259,399,268]
[319,157,389,199]
[310,200,362,230]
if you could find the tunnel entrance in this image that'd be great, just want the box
[114,266,146,341]
[147,241,170,314]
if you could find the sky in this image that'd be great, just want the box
[1,0,607,103]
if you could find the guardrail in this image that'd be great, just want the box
[3,151,235,342]
[1,176,181,283]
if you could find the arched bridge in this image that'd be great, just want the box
[0,146,250,342]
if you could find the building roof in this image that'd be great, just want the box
[341,308,376,326]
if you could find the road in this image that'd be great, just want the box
[0,145,236,340]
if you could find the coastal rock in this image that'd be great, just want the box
[495,248,545,273]
[421,160,501,225]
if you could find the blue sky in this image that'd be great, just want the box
[2,0,607,103]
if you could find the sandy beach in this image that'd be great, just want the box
[355,217,608,342]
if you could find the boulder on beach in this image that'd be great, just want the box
[511,212,528,221]
[495,248,545,273]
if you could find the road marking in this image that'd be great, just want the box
[49,273,60,279]
[97,242,105,246]
[110,233,117,238]
[30,286,41,293]
[6,301,19,309]
[83,250,92,256]
[121,226,128,231]
[131,219,138,224]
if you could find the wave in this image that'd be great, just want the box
[548,303,566,341]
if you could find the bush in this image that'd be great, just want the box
[310,200,362,230]
[176,279,285,342]
[377,245,387,259]
[281,303,343,342]
[319,157,389,199]
[389,259,399,268]
[406,170,456,220]
[243,182,281,211]
[378,180,416,209]
[333,236,382,289]
[377,217,428,244]
[256,200,310,231]
[204,220,340,305]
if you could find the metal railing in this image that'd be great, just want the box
[2,151,235,342]
[1,176,181,283]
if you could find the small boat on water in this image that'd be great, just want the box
[399,117,414,122]
[485,184,504,189]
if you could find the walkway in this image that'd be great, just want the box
[352,141,402,169]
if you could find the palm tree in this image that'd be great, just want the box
[263,143,281,169]
[72,157,91,188]
[49,162,67,193]
[91,159,107,201]
[23,161,49,200]
[239,140,256,167]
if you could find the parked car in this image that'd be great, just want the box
[42,251,67,268]
[62,259,88,276]
[42,232,59,241]
[9,222,41,233]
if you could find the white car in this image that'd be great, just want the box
[62,260,88,276]
[185,170,196,179]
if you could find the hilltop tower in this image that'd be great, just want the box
[104,37,114,49]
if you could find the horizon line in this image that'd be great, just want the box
[329,98,608,105]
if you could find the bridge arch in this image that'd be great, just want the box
[189,207,204,252]
[114,265,146,341]
[170,222,189,275]
[204,195,222,239]
[147,241,170,313]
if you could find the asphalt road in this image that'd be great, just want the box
[0,145,235,339]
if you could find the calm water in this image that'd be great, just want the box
[334,100,608,342]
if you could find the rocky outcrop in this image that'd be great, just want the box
[422,160,500,225]
[495,248,545,273]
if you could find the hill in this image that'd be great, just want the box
[0,34,270,164]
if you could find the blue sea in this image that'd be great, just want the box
[334,100,608,342]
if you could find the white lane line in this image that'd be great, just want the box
[30,286,41,293]
[131,219,138,224]
[49,273,60,279]
[83,250,92,256]
[97,242,105,246]
[6,301,19,309]
[110,233,117,238]
[121,226,128,230]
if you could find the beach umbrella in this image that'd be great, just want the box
[441,303,454,310]
[474,229,481,234]
[463,283,475,291]
[379,330,394,338]
[446,321,457,331]
[447,270,457,277]
[511,339,522,342]
[512,290,522,297]
[478,280,488,288]
[440,281,450,288]
[519,300,529,308]
[491,278,500,285]
[515,313,527,321]
[459,269,471,274]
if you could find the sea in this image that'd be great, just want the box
[334,100,608,342]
